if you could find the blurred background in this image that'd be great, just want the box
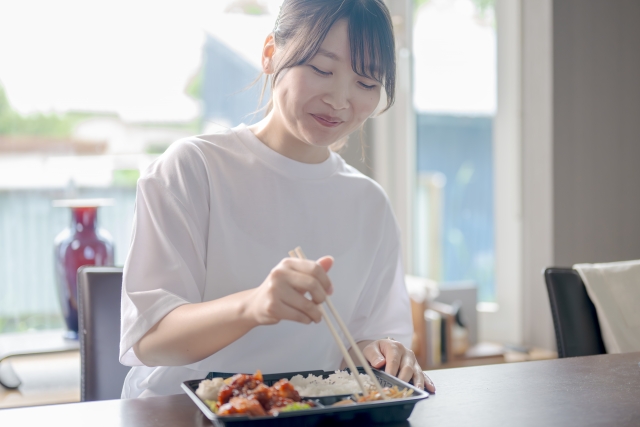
[0,0,497,334]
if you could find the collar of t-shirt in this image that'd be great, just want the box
[236,123,340,181]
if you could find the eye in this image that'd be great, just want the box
[310,65,332,76]
[358,82,377,90]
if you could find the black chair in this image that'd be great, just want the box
[544,267,606,358]
[77,266,130,401]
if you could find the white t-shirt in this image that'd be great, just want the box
[119,124,412,398]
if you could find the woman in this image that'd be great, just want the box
[119,0,436,398]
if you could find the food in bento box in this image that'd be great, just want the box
[289,371,377,396]
[289,370,414,401]
[195,369,416,416]
[356,385,414,402]
[331,399,357,406]
[202,370,316,417]
[195,377,225,401]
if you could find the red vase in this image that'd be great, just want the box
[54,200,115,339]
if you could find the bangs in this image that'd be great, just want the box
[347,1,396,111]
[348,3,394,85]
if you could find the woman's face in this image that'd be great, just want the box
[272,19,382,149]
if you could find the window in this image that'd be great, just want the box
[412,0,497,301]
[0,0,281,333]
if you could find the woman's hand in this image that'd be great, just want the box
[245,256,334,326]
[363,339,436,393]
[133,256,333,367]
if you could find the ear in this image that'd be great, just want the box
[261,34,276,75]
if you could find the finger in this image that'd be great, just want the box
[362,341,386,368]
[269,267,324,322]
[397,353,415,383]
[311,258,334,295]
[284,257,334,295]
[280,288,324,324]
[412,365,425,390]
[316,256,333,273]
[286,270,327,305]
[269,301,314,325]
[380,341,403,376]
[423,372,436,393]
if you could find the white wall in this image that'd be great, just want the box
[553,0,640,267]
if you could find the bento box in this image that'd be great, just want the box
[181,367,429,426]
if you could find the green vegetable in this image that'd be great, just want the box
[279,402,311,412]
[204,400,218,413]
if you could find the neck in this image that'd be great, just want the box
[248,111,330,164]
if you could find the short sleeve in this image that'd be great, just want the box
[119,140,210,366]
[348,244,413,349]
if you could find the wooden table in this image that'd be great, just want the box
[1,352,638,426]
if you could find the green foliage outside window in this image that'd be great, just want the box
[0,85,82,137]
[112,169,141,187]
[0,314,65,334]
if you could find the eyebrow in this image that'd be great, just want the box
[317,48,341,61]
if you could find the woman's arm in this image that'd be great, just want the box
[133,289,256,366]
[133,256,334,367]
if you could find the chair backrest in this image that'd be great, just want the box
[544,267,606,358]
[77,266,129,401]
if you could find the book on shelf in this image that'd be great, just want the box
[424,309,441,367]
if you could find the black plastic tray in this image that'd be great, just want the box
[181,367,429,426]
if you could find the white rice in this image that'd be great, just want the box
[289,371,375,397]
[196,377,225,401]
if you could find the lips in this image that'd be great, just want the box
[310,113,344,128]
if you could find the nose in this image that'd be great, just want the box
[322,82,349,111]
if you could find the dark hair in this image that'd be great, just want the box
[262,0,396,115]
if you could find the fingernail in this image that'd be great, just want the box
[373,357,385,365]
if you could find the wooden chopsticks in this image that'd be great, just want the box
[289,246,389,400]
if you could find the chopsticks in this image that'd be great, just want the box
[289,247,389,400]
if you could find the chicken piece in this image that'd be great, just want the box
[246,383,273,409]
[272,379,301,401]
[218,397,267,417]
[218,372,263,405]
[217,383,237,405]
